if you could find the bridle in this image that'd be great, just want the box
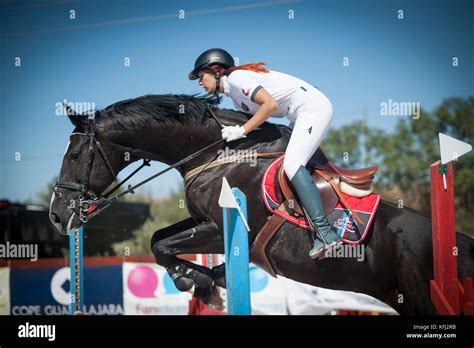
[54,114,117,222]
[53,105,227,224]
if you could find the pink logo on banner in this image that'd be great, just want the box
[127,266,158,298]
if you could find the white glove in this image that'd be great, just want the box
[221,125,246,142]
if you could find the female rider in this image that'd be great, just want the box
[189,48,342,259]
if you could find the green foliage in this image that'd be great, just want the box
[322,120,365,167]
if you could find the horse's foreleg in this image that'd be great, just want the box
[150,218,224,292]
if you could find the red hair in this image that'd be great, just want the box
[203,62,270,76]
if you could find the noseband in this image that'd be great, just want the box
[54,115,117,222]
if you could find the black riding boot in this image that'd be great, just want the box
[290,165,342,259]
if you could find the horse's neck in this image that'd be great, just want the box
[107,107,285,178]
[109,116,223,177]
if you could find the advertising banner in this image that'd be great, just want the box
[123,262,192,315]
[10,265,123,315]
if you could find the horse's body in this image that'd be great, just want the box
[50,94,474,315]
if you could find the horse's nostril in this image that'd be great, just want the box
[51,213,61,224]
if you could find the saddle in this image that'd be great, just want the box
[277,147,378,217]
[250,148,379,277]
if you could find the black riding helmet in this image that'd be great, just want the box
[188,48,235,80]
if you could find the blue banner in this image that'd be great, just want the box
[10,265,123,315]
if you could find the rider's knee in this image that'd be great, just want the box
[283,158,301,181]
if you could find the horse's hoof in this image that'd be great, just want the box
[194,285,224,310]
[188,269,213,288]
[174,276,194,291]
[212,264,227,289]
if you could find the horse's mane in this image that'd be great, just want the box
[100,94,220,131]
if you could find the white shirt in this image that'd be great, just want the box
[222,69,319,121]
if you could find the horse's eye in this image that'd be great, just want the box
[70,152,80,160]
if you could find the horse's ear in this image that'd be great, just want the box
[64,103,84,128]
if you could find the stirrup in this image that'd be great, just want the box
[316,240,344,260]
[303,209,328,259]
[309,244,325,259]
[305,215,343,260]
[212,264,227,289]
[309,240,344,260]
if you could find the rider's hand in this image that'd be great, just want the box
[221,125,246,142]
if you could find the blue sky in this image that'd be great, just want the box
[0,0,472,203]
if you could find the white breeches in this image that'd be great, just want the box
[283,88,333,180]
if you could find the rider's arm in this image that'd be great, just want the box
[242,88,278,134]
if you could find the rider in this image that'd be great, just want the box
[189,48,342,259]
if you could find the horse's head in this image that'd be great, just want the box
[49,105,118,235]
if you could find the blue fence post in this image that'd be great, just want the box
[222,188,251,315]
[69,226,84,315]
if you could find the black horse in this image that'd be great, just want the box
[50,94,474,315]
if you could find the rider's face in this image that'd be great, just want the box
[198,71,216,94]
